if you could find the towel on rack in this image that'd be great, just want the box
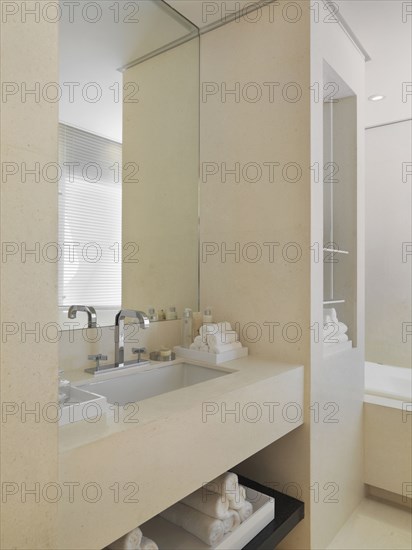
[160,502,225,546]
[181,487,230,519]
[107,527,142,550]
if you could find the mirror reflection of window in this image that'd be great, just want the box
[58,124,122,309]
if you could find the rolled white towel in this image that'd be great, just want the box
[193,335,203,346]
[205,473,245,508]
[323,307,338,324]
[237,500,253,522]
[199,324,219,338]
[338,321,348,334]
[227,485,246,510]
[160,502,225,546]
[181,488,229,519]
[107,527,142,550]
[222,509,241,533]
[217,321,232,332]
[323,321,348,336]
[207,331,238,347]
[324,332,349,345]
[140,537,159,550]
[209,341,242,354]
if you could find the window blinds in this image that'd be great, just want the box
[58,124,122,308]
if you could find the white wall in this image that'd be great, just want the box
[365,120,412,369]
[311,11,366,549]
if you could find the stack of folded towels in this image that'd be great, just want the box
[160,472,253,546]
[190,322,242,355]
[323,308,349,344]
[107,527,158,550]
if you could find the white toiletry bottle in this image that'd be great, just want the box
[203,307,213,323]
[182,308,193,348]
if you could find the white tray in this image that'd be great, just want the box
[141,487,274,550]
[174,346,248,365]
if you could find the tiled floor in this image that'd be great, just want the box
[327,498,412,550]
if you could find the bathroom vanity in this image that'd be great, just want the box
[58,357,304,549]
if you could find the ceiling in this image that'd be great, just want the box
[59,0,195,141]
[60,0,411,138]
[336,0,412,127]
[167,0,412,127]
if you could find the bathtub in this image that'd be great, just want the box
[365,361,412,405]
[364,361,412,500]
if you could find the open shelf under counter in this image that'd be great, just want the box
[140,475,304,550]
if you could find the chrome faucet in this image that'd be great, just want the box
[115,309,150,368]
[68,305,97,328]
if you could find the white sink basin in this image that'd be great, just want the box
[79,362,232,406]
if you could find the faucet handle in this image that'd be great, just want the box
[88,354,108,372]
[132,347,146,363]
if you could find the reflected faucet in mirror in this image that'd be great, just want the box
[115,309,150,369]
[68,305,97,328]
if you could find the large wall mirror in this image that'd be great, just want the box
[58,0,199,329]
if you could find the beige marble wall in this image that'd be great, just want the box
[199,2,312,547]
[0,4,59,549]
[122,39,199,316]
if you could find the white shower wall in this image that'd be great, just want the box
[365,120,412,369]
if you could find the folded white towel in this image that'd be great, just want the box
[324,332,349,345]
[181,488,229,519]
[140,537,159,550]
[207,331,238,348]
[160,502,225,546]
[107,527,142,550]
[237,500,253,522]
[222,509,241,533]
[209,341,242,354]
[323,308,338,324]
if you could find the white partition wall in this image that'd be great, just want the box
[311,9,366,550]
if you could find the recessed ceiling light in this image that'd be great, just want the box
[368,95,385,102]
